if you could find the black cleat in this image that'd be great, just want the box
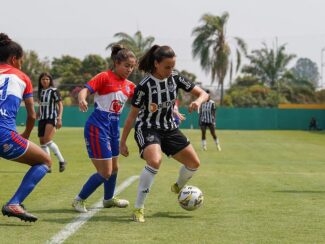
[59,161,67,172]
[2,204,38,222]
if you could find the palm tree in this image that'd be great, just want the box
[106,31,155,83]
[192,12,247,104]
[241,43,296,87]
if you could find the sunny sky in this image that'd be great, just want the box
[1,0,325,86]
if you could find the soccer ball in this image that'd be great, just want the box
[178,185,204,211]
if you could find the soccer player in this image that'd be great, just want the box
[72,44,136,213]
[37,72,67,172]
[199,90,221,151]
[120,45,209,223]
[0,33,51,222]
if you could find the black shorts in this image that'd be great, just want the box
[134,128,190,158]
[200,122,215,129]
[38,119,56,137]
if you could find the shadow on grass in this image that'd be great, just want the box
[274,190,325,194]
[151,211,193,219]
[32,208,74,214]
[0,171,25,173]
[0,222,33,227]
[42,214,132,224]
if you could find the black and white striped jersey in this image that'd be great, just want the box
[38,87,61,120]
[199,100,216,124]
[131,71,195,130]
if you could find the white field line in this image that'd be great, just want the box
[47,175,139,244]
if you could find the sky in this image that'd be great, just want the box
[1,0,325,87]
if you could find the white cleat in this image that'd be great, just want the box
[103,197,129,208]
[216,143,221,151]
[72,199,88,213]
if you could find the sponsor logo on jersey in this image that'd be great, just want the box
[179,76,192,89]
[149,103,158,112]
[109,100,124,113]
[3,143,13,153]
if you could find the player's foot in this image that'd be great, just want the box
[59,161,67,172]
[202,145,207,151]
[132,208,145,223]
[47,168,52,173]
[2,204,38,222]
[216,143,221,151]
[171,183,181,194]
[72,199,87,213]
[103,197,129,208]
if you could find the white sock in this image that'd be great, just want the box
[202,140,206,147]
[215,138,220,144]
[47,141,65,162]
[176,165,197,189]
[41,144,50,155]
[135,165,158,209]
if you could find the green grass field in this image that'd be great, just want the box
[0,128,325,243]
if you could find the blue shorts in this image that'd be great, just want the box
[0,129,29,160]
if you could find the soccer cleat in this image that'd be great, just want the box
[72,199,88,213]
[132,208,145,223]
[2,204,38,222]
[103,197,129,208]
[59,161,67,172]
[171,183,181,194]
[202,145,207,151]
[216,143,221,151]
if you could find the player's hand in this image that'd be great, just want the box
[56,118,62,129]
[120,143,129,157]
[20,131,30,140]
[188,101,200,113]
[79,99,88,112]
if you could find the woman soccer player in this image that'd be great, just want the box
[72,44,136,213]
[199,90,221,151]
[0,33,51,222]
[120,45,208,223]
[37,72,67,172]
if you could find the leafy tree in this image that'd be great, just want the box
[241,43,296,88]
[192,12,247,104]
[51,55,83,90]
[81,54,108,81]
[291,58,319,88]
[21,50,50,86]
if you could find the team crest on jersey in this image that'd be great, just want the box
[3,143,13,153]
[109,100,124,113]
[150,103,158,112]
[167,81,176,92]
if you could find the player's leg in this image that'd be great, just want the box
[200,125,207,150]
[2,133,51,222]
[208,124,221,151]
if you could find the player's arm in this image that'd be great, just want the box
[120,105,140,157]
[188,86,209,113]
[78,88,91,112]
[56,100,63,129]
[21,97,36,139]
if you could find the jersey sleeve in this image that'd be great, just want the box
[85,72,106,94]
[131,84,146,108]
[23,75,33,99]
[53,89,62,102]
[127,81,136,99]
[175,74,195,92]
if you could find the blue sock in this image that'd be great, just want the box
[104,172,117,200]
[8,164,49,205]
[78,173,105,200]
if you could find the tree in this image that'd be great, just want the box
[291,58,319,88]
[21,50,50,86]
[241,43,296,88]
[81,54,108,81]
[192,12,247,104]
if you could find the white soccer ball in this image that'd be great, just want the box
[178,185,204,211]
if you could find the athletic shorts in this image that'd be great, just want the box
[200,122,215,129]
[0,129,29,160]
[84,121,114,160]
[38,119,56,137]
[134,128,190,158]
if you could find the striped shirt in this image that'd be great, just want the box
[131,71,195,130]
[199,100,216,124]
[38,87,61,120]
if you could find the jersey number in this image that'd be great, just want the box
[0,77,9,100]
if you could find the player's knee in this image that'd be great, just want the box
[148,158,161,169]
[99,171,111,180]
[43,155,52,167]
[188,159,200,169]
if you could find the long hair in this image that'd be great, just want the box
[0,33,23,62]
[38,72,54,100]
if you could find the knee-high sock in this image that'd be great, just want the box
[41,144,50,155]
[47,141,65,162]
[78,173,106,200]
[176,165,197,189]
[135,165,158,209]
[104,171,117,200]
[8,164,49,205]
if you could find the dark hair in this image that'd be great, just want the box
[205,89,210,94]
[110,44,136,68]
[0,33,23,62]
[38,72,54,100]
[138,45,176,73]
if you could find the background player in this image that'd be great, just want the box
[120,45,208,222]
[37,72,67,172]
[0,33,51,222]
[72,44,136,213]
